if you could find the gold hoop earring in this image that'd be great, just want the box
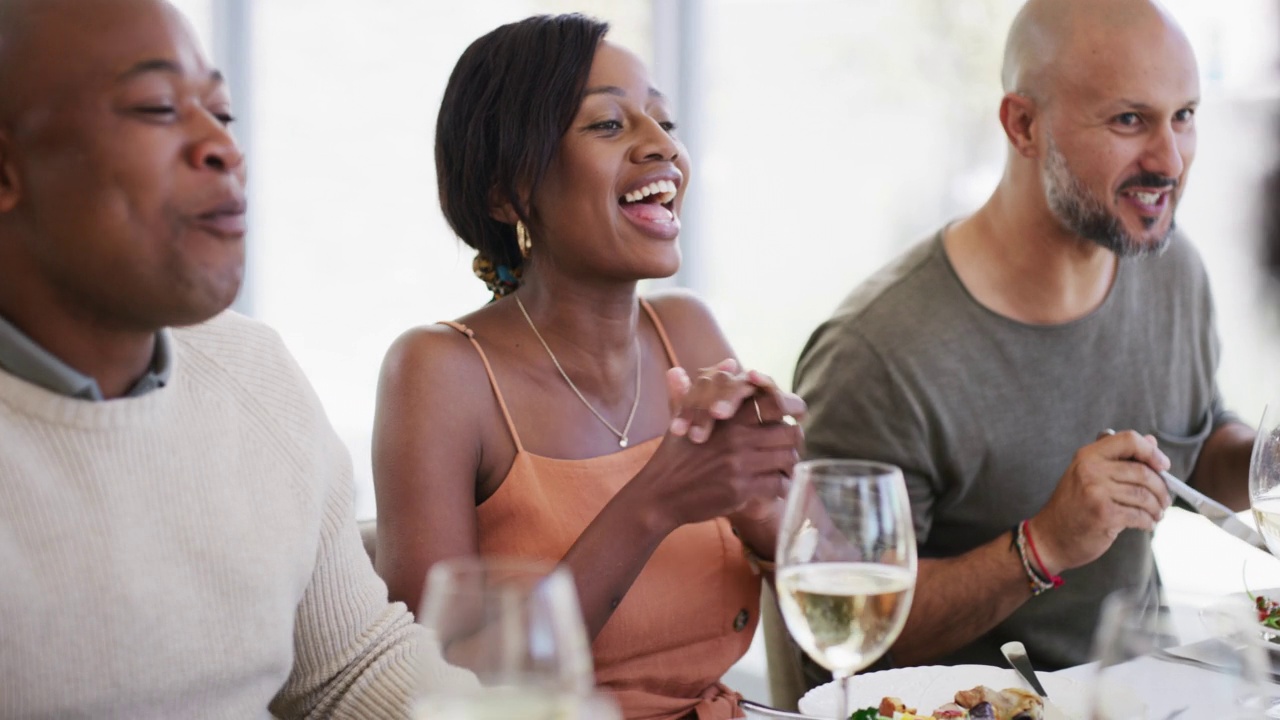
[516,220,532,258]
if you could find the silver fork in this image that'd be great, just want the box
[1153,643,1280,683]
[739,698,824,719]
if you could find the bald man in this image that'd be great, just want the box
[0,0,470,716]
[793,0,1254,674]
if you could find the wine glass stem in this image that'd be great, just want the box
[834,671,851,720]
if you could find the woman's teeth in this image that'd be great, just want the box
[623,179,678,204]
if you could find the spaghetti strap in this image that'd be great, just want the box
[639,298,681,368]
[438,321,524,453]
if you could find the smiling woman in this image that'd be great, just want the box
[369,13,805,720]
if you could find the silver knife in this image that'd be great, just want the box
[1160,470,1268,550]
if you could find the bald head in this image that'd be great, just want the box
[1001,0,1194,101]
[0,0,203,126]
[0,0,49,121]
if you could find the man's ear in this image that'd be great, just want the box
[0,132,21,213]
[999,93,1041,159]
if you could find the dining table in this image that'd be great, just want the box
[755,641,1280,719]
[746,508,1280,719]
[1046,508,1280,719]
[1052,647,1280,719]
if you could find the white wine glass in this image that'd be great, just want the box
[775,459,918,720]
[414,557,597,719]
[1250,403,1280,557]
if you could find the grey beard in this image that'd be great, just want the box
[1042,141,1174,258]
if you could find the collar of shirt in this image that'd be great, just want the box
[0,314,172,401]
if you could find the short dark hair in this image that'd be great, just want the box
[435,13,610,274]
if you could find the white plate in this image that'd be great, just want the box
[798,664,1090,719]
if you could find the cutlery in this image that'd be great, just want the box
[1158,470,1268,550]
[739,698,824,719]
[1000,641,1049,697]
[1154,639,1280,683]
[1097,428,1266,550]
[1001,641,1072,720]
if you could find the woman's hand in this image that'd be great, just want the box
[624,366,803,535]
[719,398,797,561]
[666,359,807,443]
[628,395,804,534]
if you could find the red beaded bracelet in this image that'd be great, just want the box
[1012,520,1063,596]
[1021,520,1063,588]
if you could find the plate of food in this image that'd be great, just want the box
[797,665,1094,720]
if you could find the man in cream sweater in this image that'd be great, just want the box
[0,0,469,716]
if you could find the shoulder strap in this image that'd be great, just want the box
[638,298,681,368]
[438,321,524,453]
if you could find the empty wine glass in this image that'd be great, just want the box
[775,459,917,720]
[1250,404,1280,558]
[1089,589,1269,720]
[414,557,596,719]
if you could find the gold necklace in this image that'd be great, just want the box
[514,295,642,448]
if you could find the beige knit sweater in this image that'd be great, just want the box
[0,311,468,719]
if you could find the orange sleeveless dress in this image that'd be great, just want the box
[442,300,760,720]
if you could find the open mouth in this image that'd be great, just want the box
[618,179,678,226]
[1120,187,1172,216]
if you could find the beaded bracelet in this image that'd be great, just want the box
[1021,521,1062,586]
[1011,520,1063,596]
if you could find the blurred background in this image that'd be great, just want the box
[172,0,1280,701]
[171,0,1280,519]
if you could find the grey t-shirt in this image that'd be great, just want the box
[793,229,1234,669]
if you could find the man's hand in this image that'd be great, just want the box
[1029,430,1172,575]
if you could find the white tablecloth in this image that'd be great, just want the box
[1054,656,1278,719]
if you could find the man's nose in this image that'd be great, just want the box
[1140,123,1185,180]
[187,116,245,174]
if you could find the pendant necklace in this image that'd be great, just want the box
[514,295,642,448]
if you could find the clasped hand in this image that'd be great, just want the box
[633,360,806,532]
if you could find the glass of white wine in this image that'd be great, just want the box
[1250,404,1280,556]
[414,557,598,720]
[775,459,918,720]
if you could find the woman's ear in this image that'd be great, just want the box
[487,184,527,225]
